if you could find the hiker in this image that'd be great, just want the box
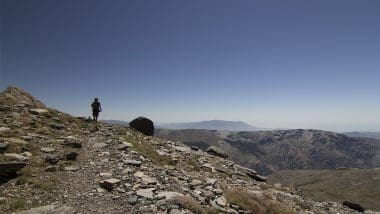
[91,98,102,122]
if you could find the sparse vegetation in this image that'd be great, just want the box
[8,198,27,211]
[225,187,295,214]
[126,135,176,165]
[170,196,205,214]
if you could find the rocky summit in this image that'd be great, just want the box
[0,86,377,214]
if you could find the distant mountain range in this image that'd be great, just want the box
[157,120,261,131]
[343,132,380,139]
[102,120,129,127]
[156,129,380,175]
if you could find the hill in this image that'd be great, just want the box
[157,120,261,131]
[102,120,130,127]
[343,132,380,140]
[156,129,380,175]
[269,168,380,211]
[1,86,369,213]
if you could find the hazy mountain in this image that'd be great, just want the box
[156,129,380,175]
[343,132,380,140]
[157,120,261,131]
[102,120,129,127]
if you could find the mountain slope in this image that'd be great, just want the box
[157,120,261,131]
[156,129,380,175]
[343,132,380,140]
[269,169,380,211]
[0,86,367,213]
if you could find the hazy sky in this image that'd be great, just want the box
[1,0,379,132]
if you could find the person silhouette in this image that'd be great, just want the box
[91,98,102,122]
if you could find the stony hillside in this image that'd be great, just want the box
[156,129,380,176]
[0,86,375,213]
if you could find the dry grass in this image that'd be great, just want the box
[225,187,295,214]
[125,135,176,166]
[169,195,205,214]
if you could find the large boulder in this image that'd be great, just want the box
[206,146,228,158]
[129,117,154,136]
[0,162,27,177]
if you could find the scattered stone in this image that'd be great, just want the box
[136,188,155,199]
[45,155,60,164]
[0,143,8,153]
[129,117,155,136]
[247,173,267,182]
[141,176,158,185]
[21,151,33,157]
[99,178,121,191]
[128,196,138,205]
[206,146,228,158]
[50,123,65,130]
[29,108,49,115]
[123,159,142,166]
[116,141,133,150]
[65,151,79,161]
[174,146,191,152]
[343,201,365,212]
[64,166,79,172]
[63,140,82,148]
[16,205,75,214]
[40,147,56,153]
[156,191,183,200]
[99,172,112,178]
[4,153,28,162]
[45,166,59,172]
[215,196,227,207]
[0,127,11,133]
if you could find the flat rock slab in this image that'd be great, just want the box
[174,146,191,152]
[4,153,28,162]
[64,166,79,172]
[136,188,155,199]
[29,108,49,115]
[156,191,183,200]
[0,162,27,176]
[16,205,75,214]
[40,147,56,153]
[123,159,142,166]
[206,146,228,158]
[247,173,267,182]
[99,178,121,191]
[0,127,11,133]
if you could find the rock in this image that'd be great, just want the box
[99,172,112,178]
[45,155,60,164]
[116,141,133,150]
[0,162,27,177]
[174,146,191,152]
[190,179,202,187]
[128,196,138,205]
[0,127,11,133]
[21,151,33,157]
[247,173,267,182]
[123,159,142,166]
[0,143,8,153]
[206,146,228,158]
[16,205,75,214]
[29,108,49,115]
[4,153,28,162]
[136,188,155,199]
[2,86,46,108]
[65,151,79,161]
[215,196,227,207]
[40,147,56,153]
[44,166,59,172]
[129,117,155,136]
[141,176,158,185]
[213,189,223,195]
[99,178,121,191]
[343,201,365,212]
[50,123,65,130]
[156,191,183,200]
[63,139,82,148]
[64,166,79,172]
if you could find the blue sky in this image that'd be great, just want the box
[1,0,379,131]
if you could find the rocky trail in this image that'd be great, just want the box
[0,86,376,214]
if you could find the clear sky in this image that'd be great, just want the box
[1,0,379,132]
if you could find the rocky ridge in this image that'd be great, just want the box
[0,86,376,213]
